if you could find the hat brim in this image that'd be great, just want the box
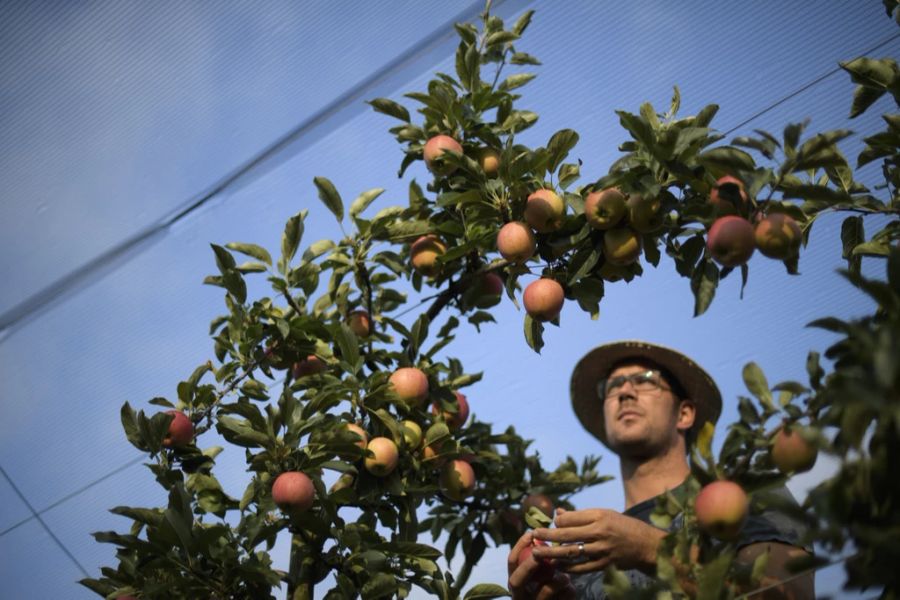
[570,340,722,448]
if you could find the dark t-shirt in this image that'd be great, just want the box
[570,484,809,599]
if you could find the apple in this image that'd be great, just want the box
[771,426,818,474]
[522,493,554,519]
[432,391,470,430]
[347,310,371,338]
[163,410,193,448]
[497,222,536,264]
[461,272,504,310]
[603,227,642,266]
[293,355,326,378]
[523,278,565,322]
[517,539,556,585]
[707,216,755,267]
[410,234,447,278]
[400,419,423,448]
[478,147,501,176]
[584,188,626,230]
[709,175,749,216]
[524,189,566,233]
[423,134,463,175]
[440,459,476,501]
[626,194,663,233]
[365,437,399,476]
[272,471,315,514]
[754,213,802,260]
[388,367,429,407]
[694,480,748,541]
[343,423,368,450]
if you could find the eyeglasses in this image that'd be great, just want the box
[599,370,672,399]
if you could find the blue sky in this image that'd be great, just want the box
[1,1,898,598]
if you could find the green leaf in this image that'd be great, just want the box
[314,176,344,222]
[361,572,397,599]
[666,85,681,119]
[697,549,735,600]
[616,110,654,148]
[509,52,541,66]
[841,215,864,276]
[523,314,544,354]
[498,72,536,91]
[281,210,307,267]
[464,584,510,600]
[697,146,755,172]
[350,188,385,218]
[367,98,410,122]
[742,362,774,411]
[211,244,236,273]
[691,260,719,316]
[511,9,535,35]
[120,402,146,451]
[545,129,579,174]
[225,242,272,266]
[216,416,271,449]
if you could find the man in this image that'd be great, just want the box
[507,340,813,599]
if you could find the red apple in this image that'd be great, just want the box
[525,189,566,233]
[163,410,193,448]
[694,480,748,541]
[626,193,663,233]
[343,423,368,450]
[410,234,447,278]
[423,135,463,175]
[272,471,315,514]
[754,213,802,260]
[771,426,818,474]
[432,391,470,430]
[517,539,556,585]
[497,222,536,264]
[293,355,326,378]
[584,188,626,230]
[440,459,476,501]
[388,367,429,407]
[707,216,756,267]
[709,175,749,216]
[463,272,504,309]
[523,278,565,322]
[365,437,399,476]
[347,310,371,338]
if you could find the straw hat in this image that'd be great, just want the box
[570,340,722,447]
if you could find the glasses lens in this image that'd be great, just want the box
[602,371,661,398]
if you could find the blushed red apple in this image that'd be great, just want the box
[707,216,755,267]
[389,367,429,407]
[365,437,400,476]
[272,471,315,514]
[523,278,565,322]
[423,135,463,175]
[497,222,536,264]
[525,189,566,233]
[695,480,748,540]
[163,410,194,448]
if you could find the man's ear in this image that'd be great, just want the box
[676,399,696,433]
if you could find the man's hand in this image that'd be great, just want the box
[508,531,576,599]
[531,507,666,575]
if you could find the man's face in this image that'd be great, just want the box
[602,361,695,458]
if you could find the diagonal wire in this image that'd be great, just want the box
[723,32,900,136]
[0,455,145,539]
[0,0,531,342]
[0,462,89,577]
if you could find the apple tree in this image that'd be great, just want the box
[82,1,900,598]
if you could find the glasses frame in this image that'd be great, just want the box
[598,369,673,400]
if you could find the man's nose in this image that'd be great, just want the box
[615,380,637,400]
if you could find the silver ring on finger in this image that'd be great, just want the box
[577,542,585,557]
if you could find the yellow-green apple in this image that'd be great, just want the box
[410,235,447,278]
[694,480,748,540]
[440,459,476,501]
[272,471,315,514]
[709,175,749,216]
[626,193,663,233]
[163,410,194,448]
[388,367,429,408]
[754,213,802,260]
[293,355,326,378]
[517,539,556,585]
[603,227,642,266]
[707,216,755,267]
[497,222,536,264]
[400,419,423,448]
[523,278,565,322]
[347,310,371,338]
[522,493,554,519]
[423,134,463,175]
[432,391,470,430]
[525,189,566,233]
[478,147,501,176]
[771,426,818,474]
[584,188,626,230]
[364,437,399,476]
[462,272,504,309]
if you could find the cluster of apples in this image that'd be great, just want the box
[705,176,804,268]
